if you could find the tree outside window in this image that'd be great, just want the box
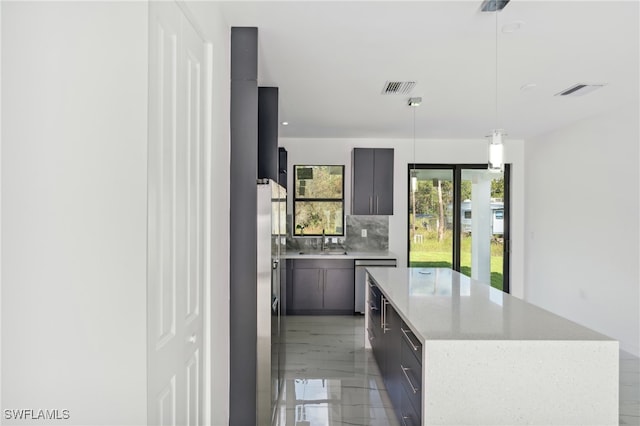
[294,165,344,236]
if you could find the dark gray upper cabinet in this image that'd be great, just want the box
[278,147,287,189]
[258,87,279,181]
[352,148,394,215]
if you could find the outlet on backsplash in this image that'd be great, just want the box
[346,216,388,251]
[285,214,388,252]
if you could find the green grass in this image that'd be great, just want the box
[409,230,504,290]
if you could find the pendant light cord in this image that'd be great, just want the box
[412,106,416,172]
[495,6,498,131]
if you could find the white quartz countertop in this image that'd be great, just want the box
[366,267,614,343]
[283,250,397,260]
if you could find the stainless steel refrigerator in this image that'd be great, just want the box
[257,179,287,425]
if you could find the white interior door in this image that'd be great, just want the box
[148,2,208,425]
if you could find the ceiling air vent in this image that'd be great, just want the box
[381,81,416,95]
[480,0,510,12]
[554,83,607,97]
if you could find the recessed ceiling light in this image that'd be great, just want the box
[502,21,524,33]
[520,83,537,91]
[281,121,289,126]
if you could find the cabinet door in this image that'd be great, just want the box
[352,148,374,214]
[278,147,287,189]
[384,304,403,420]
[291,268,324,311]
[373,148,394,215]
[368,285,384,367]
[323,268,355,312]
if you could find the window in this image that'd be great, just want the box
[294,165,344,236]
[408,164,511,292]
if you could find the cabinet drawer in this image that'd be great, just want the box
[400,385,422,426]
[400,337,422,416]
[400,323,422,366]
[369,283,382,307]
[367,314,379,341]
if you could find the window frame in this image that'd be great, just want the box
[407,163,511,293]
[293,164,346,237]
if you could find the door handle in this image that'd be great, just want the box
[187,334,197,344]
[376,195,379,214]
[369,196,373,214]
[401,365,419,394]
[366,327,375,341]
[383,299,391,332]
[401,328,420,351]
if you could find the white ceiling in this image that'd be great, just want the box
[217,1,639,140]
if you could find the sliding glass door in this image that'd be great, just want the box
[408,168,454,268]
[408,164,510,292]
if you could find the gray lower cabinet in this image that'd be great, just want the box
[368,281,423,425]
[384,302,403,421]
[291,267,323,310]
[288,259,354,315]
[352,148,394,215]
[324,268,355,311]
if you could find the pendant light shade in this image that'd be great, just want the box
[488,129,505,171]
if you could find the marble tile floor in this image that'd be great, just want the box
[273,316,399,426]
[274,315,640,426]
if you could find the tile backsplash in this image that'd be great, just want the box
[345,215,389,251]
[286,214,389,252]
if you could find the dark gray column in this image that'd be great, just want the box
[258,87,279,181]
[229,26,258,426]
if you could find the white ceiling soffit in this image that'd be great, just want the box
[217,1,640,140]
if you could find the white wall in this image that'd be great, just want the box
[182,2,231,425]
[1,2,148,424]
[525,103,640,356]
[281,137,526,298]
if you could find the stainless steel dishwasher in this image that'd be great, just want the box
[354,258,397,313]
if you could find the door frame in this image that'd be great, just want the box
[407,163,511,293]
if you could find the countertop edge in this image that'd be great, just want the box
[282,251,398,260]
[366,267,617,345]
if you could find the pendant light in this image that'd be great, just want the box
[409,97,421,237]
[488,2,505,172]
[409,97,421,192]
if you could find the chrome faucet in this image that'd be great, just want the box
[321,229,326,251]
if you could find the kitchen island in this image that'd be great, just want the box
[365,267,618,426]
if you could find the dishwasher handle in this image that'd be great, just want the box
[354,259,397,267]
